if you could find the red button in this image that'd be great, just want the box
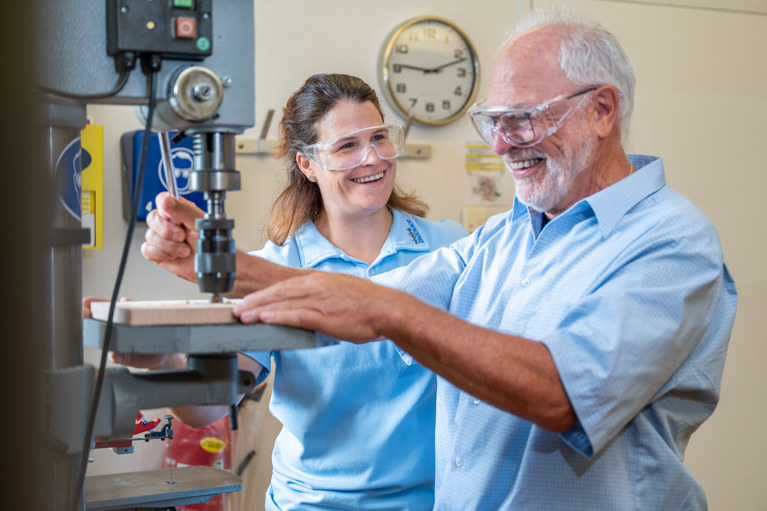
[175,17,197,39]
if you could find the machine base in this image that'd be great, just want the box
[86,466,240,510]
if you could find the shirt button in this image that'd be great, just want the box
[473,398,481,405]
[521,278,530,287]
[455,457,464,468]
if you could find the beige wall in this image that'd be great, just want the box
[84,1,767,509]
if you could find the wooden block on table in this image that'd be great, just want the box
[89,299,243,326]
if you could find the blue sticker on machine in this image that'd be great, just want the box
[120,130,208,221]
[56,137,90,221]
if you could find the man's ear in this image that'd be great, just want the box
[592,85,620,139]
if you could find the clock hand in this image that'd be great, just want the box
[396,63,435,72]
[396,58,467,74]
[430,57,468,72]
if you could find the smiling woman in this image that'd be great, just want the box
[296,101,403,252]
[265,74,431,249]
[234,73,469,509]
[134,72,469,511]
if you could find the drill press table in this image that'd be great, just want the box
[84,299,321,354]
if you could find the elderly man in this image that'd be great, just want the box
[145,10,737,510]
[233,12,737,510]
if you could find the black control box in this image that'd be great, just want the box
[106,0,213,60]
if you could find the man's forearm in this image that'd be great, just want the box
[381,290,577,433]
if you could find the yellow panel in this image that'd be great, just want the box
[80,123,103,249]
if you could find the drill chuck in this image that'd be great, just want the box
[195,216,235,295]
[187,132,241,298]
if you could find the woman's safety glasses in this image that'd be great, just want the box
[467,87,597,147]
[301,124,405,171]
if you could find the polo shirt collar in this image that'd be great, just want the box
[294,209,433,268]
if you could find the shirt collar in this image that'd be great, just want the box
[513,154,666,238]
[387,209,435,252]
[585,154,665,237]
[294,209,433,268]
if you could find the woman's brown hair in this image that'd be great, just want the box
[266,73,428,246]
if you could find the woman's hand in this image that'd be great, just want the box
[141,192,204,283]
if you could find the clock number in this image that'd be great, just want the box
[454,86,463,96]
[396,83,406,93]
[393,64,403,73]
[409,98,418,109]
[395,44,409,54]
[454,49,464,59]
[426,102,435,113]
[457,67,467,78]
[442,100,452,110]
[423,27,437,39]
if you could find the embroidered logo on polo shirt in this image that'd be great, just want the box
[405,218,424,244]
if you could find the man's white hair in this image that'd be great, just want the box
[511,7,635,141]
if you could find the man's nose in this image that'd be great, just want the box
[492,132,513,155]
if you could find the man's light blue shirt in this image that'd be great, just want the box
[374,155,737,510]
[243,210,467,511]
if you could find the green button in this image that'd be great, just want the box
[173,0,194,9]
[196,37,211,52]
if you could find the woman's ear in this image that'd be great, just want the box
[296,153,317,182]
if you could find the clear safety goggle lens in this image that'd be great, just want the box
[468,87,597,147]
[301,123,405,171]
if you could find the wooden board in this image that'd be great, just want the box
[90,299,243,326]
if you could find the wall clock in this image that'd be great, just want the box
[379,16,480,126]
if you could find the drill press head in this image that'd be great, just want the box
[155,67,242,301]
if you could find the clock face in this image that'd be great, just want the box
[379,17,480,126]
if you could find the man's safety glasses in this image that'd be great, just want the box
[467,87,598,147]
[301,123,405,171]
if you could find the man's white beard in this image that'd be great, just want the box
[511,132,594,213]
